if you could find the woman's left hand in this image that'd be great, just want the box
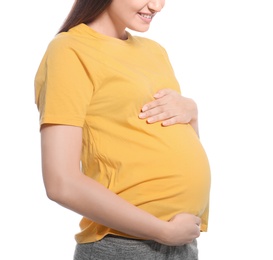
[139,88,199,135]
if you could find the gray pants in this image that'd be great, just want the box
[74,235,198,260]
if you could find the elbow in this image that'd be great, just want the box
[45,185,61,202]
[44,184,63,203]
[43,176,67,203]
[42,163,81,204]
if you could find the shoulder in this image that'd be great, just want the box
[134,35,164,48]
[41,31,88,65]
[130,35,170,62]
[46,33,77,54]
[132,35,168,55]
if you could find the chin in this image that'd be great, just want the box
[128,25,150,33]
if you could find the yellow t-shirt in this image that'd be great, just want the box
[35,23,211,243]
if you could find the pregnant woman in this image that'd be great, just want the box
[34,0,211,259]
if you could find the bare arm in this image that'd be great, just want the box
[139,89,199,137]
[41,124,200,245]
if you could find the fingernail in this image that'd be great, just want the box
[139,112,145,118]
[142,105,148,111]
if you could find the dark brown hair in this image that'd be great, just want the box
[58,0,113,33]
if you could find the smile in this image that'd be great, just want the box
[138,13,156,19]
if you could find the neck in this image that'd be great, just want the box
[87,13,127,40]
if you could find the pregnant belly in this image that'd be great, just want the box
[134,152,211,221]
[114,123,211,221]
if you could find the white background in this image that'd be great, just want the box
[1,0,273,259]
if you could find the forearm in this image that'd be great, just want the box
[47,171,167,243]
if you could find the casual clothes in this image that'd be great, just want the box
[74,235,198,260]
[35,23,211,244]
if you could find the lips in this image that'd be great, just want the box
[138,12,156,20]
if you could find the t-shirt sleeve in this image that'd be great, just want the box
[35,38,93,128]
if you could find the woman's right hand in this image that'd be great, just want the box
[157,213,201,246]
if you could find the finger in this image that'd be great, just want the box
[153,88,172,99]
[161,117,178,126]
[141,90,179,112]
[139,106,174,120]
[195,217,201,226]
[139,110,165,121]
[141,99,168,113]
[147,111,179,124]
